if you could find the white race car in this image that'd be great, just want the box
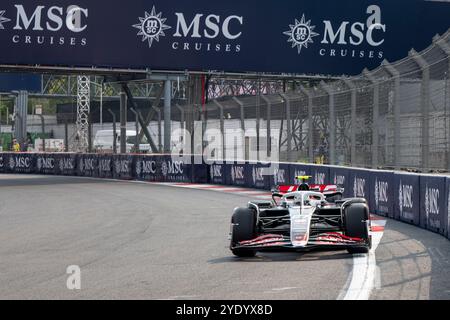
[230,190,372,257]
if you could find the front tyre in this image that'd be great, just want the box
[230,208,257,257]
[343,203,371,254]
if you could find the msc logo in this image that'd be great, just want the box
[231,165,244,182]
[315,172,325,185]
[0,10,10,29]
[284,5,386,58]
[115,160,129,174]
[425,185,440,218]
[274,168,286,185]
[374,178,388,206]
[161,161,184,176]
[59,158,75,171]
[210,165,222,179]
[9,156,31,169]
[133,6,243,53]
[79,158,95,172]
[133,6,171,48]
[252,167,264,185]
[353,177,365,197]
[0,156,4,168]
[37,157,54,170]
[137,160,156,175]
[98,159,111,172]
[284,14,319,54]
[333,174,345,186]
[398,181,414,215]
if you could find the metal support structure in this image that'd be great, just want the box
[130,108,140,153]
[382,60,401,170]
[343,79,357,166]
[320,81,336,165]
[434,34,450,171]
[72,76,90,152]
[410,49,431,172]
[152,106,163,152]
[107,109,117,154]
[279,94,292,162]
[213,100,225,160]
[164,80,172,153]
[121,83,158,153]
[261,95,271,158]
[119,91,127,154]
[300,87,314,163]
[14,91,28,147]
[363,69,380,169]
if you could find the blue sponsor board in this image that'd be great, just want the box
[394,173,421,226]
[0,153,5,173]
[228,162,246,186]
[209,162,226,185]
[192,155,208,184]
[269,163,290,190]
[55,153,77,176]
[419,175,447,236]
[369,170,394,218]
[246,162,271,190]
[0,1,449,75]
[112,155,134,180]
[98,154,113,179]
[135,155,158,182]
[349,169,372,206]
[329,166,352,198]
[447,178,450,240]
[77,154,98,177]
[35,153,57,175]
[309,165,331,185]
[4,153,34,174]
[159,156,191,183]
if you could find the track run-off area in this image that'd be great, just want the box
[1,174,450,300]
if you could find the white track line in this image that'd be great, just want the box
[339,229,384,300]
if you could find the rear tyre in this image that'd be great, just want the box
[230,208,257,257]
[343,203,371,254]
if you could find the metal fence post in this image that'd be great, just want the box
[164,80,172,153]
[363,69,380,169]
[232,97,247,159]
[411,49,431,172]
[279,94,292,162]
[119,91,127,154]
[434,34,450,171]
[213,100,225,160]
[152,106,162,152]
[320,81,336,165]
[130,108,140,153]
[300,86,314,163]
[107,109,117,154]
[261,95,272,158]
[382,60,401,170]
[343,79,357,166]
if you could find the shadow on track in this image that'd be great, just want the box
[209,249,352,264]
[0,175,108,188]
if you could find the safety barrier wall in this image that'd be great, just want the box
[0,152,449,241]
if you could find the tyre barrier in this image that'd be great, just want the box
[0,152,449,241]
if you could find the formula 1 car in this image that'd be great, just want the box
[229,177,372,257]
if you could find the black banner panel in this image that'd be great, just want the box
[0,1,449,75]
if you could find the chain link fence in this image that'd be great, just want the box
[177,29,450,173]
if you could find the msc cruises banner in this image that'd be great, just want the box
[0,0,450,75]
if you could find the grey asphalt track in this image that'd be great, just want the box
[0,174,449,300]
